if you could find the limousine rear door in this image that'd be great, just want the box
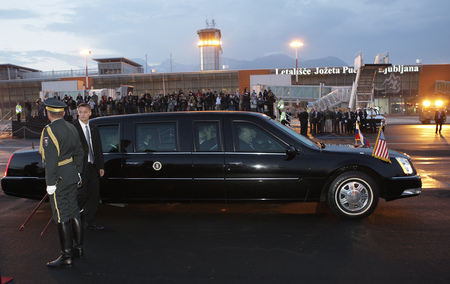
[224,119,310,201]
[121,117,193,201]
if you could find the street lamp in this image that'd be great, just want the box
[290,41,303,85]
[81,50,92,90]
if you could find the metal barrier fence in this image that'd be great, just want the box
[21,69,98,80]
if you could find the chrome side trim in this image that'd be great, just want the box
[224,152,285,156]
[226,177,299,181]
[129,152,192,155]
[390,175,421,180]
[401,188,422,196]
[122,178,192,181]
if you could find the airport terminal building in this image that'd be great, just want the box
[0,58,449,118]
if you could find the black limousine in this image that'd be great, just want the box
[1,111,421,219]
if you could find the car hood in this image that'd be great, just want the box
[13,147,40,154]
[320,144,409,159]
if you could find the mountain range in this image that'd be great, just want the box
[132,53,349,73]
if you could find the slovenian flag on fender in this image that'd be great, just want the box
[372,127,391,163]
[355,122,369,147]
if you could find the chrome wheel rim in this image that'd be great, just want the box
[337,178,372,213]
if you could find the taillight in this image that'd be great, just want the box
[4,154,13,177]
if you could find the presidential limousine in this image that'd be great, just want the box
[1,111,421,219]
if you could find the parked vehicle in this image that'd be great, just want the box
[418,96,449,124]
[1,111,421,219]
[361,107,386,131]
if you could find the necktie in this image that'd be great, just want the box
[86,125,94,163]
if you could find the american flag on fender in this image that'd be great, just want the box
[372,127,391,163]
[355,122,369,147]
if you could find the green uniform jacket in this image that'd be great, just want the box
[39,119,84,189]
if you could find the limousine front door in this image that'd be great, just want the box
[225,121,310,201]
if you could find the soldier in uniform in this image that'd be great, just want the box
[39,98,84,268]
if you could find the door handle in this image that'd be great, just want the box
[229,162,242,166]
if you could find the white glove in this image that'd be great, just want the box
[77,173,82,188]
[46,185,57,195]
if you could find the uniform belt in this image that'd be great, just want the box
[58,157,73,166]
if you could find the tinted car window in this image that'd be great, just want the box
[268,119,317,148]
[136,122,177,152]
[98,125,120,153]
[195,122,221,151]
[234,122,285,152]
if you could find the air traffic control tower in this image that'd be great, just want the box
[197,19,222,71]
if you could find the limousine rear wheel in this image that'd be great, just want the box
[327,171,379,219]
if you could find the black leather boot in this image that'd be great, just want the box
[71,216,84,259]
[47,222,74,268]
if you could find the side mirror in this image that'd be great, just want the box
[285,145,298,161]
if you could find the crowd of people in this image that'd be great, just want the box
[26,88,278,122]
[297,106,379,136]
[18,89,386,138]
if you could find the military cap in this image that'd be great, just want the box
[44,98,66,112]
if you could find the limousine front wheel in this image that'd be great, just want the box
[327,171,379,219]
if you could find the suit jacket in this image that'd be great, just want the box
[309,111,316,122]
[435,110,446,122]
[238,138,254,151]
[299,111,309,122]
[74,120,105,174]
[344,111,354,121]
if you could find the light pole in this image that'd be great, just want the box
[81,50,92,90]
[290,41,303,85]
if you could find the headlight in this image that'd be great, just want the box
[423,100,431,107]
[436,100,444,107]
[395,157,413,175]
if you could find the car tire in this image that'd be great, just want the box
[327,171,379,219]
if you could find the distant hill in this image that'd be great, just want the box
[132,54,349,73]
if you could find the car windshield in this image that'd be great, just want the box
[267,118,317,148]
[365,108,380,115]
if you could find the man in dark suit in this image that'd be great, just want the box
[238,125,257,151]
[435,107,446,134]
[309,108,317,134]
[299,107,309,136]
[74,103,105,231]
[344,108,354,133]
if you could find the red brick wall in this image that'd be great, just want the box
[419,64,450,95]
[238,69,271,93]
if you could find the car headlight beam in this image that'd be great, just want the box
[395,157,413,175]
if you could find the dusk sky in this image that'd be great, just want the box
[1,0,449,71]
